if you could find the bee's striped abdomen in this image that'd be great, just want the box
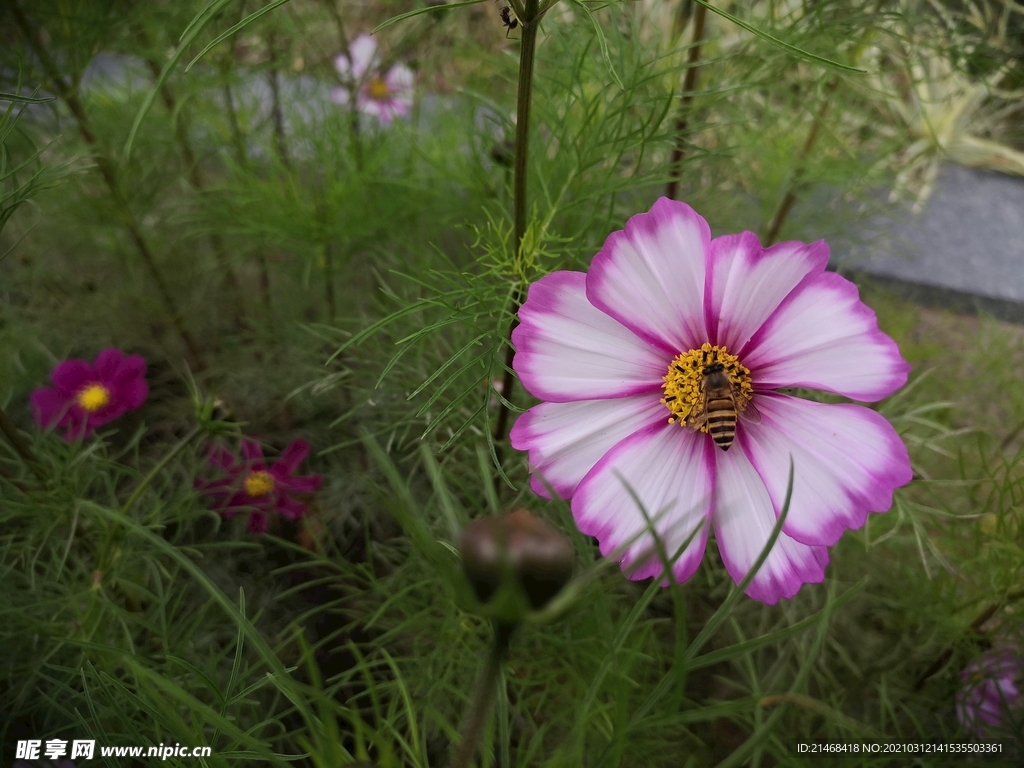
[705,396,738,451]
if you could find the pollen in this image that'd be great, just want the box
[661,342,753,431]
[243,471,275,498]
[367,77,390,101]
[77,383,111,413]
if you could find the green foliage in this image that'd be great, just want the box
[2,0,1024,766]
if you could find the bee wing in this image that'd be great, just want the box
[740,399,762,425]
[685,399,708,429]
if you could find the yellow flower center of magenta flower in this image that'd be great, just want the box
[77,383,111,413]
[244,471,275,498]
[661,343,753,431]
[367,77,390,101]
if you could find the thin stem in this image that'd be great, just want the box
[85,425,204,640]
[323,241,337,321]
[762,79,838,246]
[0,406,45,481]
[218,13,275,317]
[11,3,205,369]
[451,622,516,768]
[665,3,707,201]
[136,32,246,325]
[266,32,291,171]
[493,1,541,457]
[121,425,204,517]
[324,0,364,170]
[914,587,1024,691]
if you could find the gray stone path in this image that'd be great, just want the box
[832,164,1024,322]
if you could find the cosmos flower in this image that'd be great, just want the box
[956,649,1022,737]
[510,198,912,604]
[30,348,148,441]
[196,438,323,534]
[331,34,414,125]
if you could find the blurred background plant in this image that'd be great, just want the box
[2,0,1024,765]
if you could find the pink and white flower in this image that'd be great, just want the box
[510,198,912,604]
[956,649,1022,736]
[331,34,414,125]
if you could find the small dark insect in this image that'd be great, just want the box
[499,5,518,37]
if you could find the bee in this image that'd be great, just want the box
[499,4,519,37]
[687,359,760,452]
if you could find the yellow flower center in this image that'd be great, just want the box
[243,471,275,498]
[77,383,111,413]
[367,77,390,101]
[661,343,753,431]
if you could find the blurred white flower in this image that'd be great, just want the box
[331,34,414,125]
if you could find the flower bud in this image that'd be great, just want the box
[459,509,574,613]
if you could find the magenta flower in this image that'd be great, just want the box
[197,438,323,533]
[331,34,414,124]
[509,198,912,604]
[957,649,1022,737]
[30,348,148,441]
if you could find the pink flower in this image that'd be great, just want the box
[30,348,148,441]
[197,438,323,533]
[331,34,414,124]
[956,649,1021,736]
[510,198,912,604]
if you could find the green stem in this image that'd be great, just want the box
[762,79,837,246]
[323,241,337,321]
[324,0,364,170]
[220,23,274,317]
[266,31,291,171]
[0,406,45,481]
[120,425,203,517]
[84,424,204,641]
[11,3,205,369]
[136,31,246,326]
[665,3,707,201]
[451,622,516,768]
[493,1,541,457]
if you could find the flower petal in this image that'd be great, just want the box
[348,35,377,79]
[586,197,710,355]
[279,474,323,494]
[277,496,308,520]
[274,439,311,475]
[207,445,239,472]
[713,441,829,604]
[31,387,67,430]
[740,394,911,546]
[115,376,149,412]
[357,96,385,120]
[240,438,267,469]
[51,359,92,396]
[385,63,414,94]
[742,272,909,401]
[572,424,714,583]
[512,271,666,403]
[706,234,829,353]
[93,348,128,380]
[109,350,146,381]
[330,86,350,105]
[510,395,667,499]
